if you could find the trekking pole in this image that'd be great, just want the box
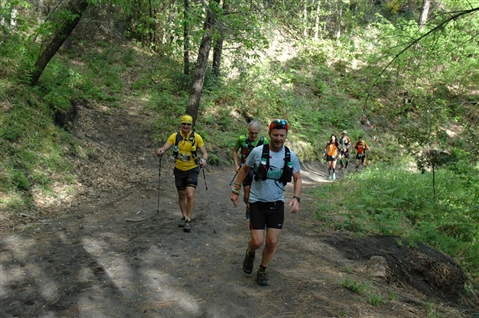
[202,168,217,233]
[157,156,162,214]
[228,171,238,186]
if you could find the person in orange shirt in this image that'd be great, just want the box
[354,135,370,171]
[323,134,340,180]
[156,115,208,232]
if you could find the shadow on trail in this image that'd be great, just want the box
[1,164,476,318]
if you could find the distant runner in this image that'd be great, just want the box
[338,130,351,170]
[323,134,340,180]
[232,120,269,220]
[354,135,370,171]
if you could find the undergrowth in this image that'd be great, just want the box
[1,21,478,298]
[312,162,479,289]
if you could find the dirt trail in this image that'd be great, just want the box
[1,104,476,318]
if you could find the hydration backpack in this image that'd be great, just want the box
[173,132,197,159]
[241,136,264,161]
[254,144,293,186]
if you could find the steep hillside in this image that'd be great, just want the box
[1,98,477,318]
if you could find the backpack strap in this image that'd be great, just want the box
[257,136,264,146]
[341,136,350,146]
[241,134,250,160]
[254,144,270,182]
[278,146,292,186]
[254,144,293,186]
[241,136,265,161]
[173,131,197,159]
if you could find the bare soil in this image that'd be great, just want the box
[1,102,478,318]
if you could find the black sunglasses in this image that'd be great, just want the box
[181,123,192,126]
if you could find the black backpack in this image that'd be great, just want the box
[241,135,265,161]
[173,131,197,159]
[254,144,293,186]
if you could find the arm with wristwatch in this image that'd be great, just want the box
[198,145,208,168]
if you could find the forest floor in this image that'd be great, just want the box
[1,100,478,318]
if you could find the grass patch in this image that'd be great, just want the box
[341,277,369,295]
[312,163,479,285]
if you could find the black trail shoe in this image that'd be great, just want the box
[183,218,191,233]
[256,267,269,286]
[242,248,255,274]
[178,216,186,228]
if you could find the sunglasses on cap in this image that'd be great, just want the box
[269,119,289,131]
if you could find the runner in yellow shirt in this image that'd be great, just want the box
[156,115,208,232]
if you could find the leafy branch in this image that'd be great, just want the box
[364,7,479,108]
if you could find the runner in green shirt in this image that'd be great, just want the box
[232,120,269,220]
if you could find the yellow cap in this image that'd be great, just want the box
[180,115,193,124]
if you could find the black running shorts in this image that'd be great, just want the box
[356,153,366,163]
[326,155,337,162]
[174,167,200,190]
[249,201,284,230]
[242,169,255,187]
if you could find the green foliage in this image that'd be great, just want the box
[122,48,136,67]
[199,41,367,162]
[312,163,479,280]
[368,293,384,306]
[2,0,478,300]
[341,266,353,274]
[11,169,31,191]
[0,83,78,209]
[341,277,369,295]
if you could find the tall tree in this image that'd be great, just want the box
[183,0,190,75]
[185,0,221,122]
[148,0,156,44]
[0,0,6,28]
[314,0,321,39]
[212,0,227,78]
[1,0,18,30]
[418,0,430,31]
[30,0,89,85]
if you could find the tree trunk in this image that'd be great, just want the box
[185,0,220,123]
[36,0,44,24]
[0,0,5,27]
[212,0,227,78]
[336,4,342,41]
[30,0,89,86]
[183,0,190,75]
[314,0,321,39]
[419,0,430,31]
[1,1,17,30]
[148,0,155,44]
[212,36,223,78]
[10,7,17,29]
[303,0,308,37]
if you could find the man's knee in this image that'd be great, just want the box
[250,237,263,250]
[178,189,187,197]
[265,239,278,251]
[186,189,196,200]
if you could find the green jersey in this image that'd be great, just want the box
[234,135,269,163]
